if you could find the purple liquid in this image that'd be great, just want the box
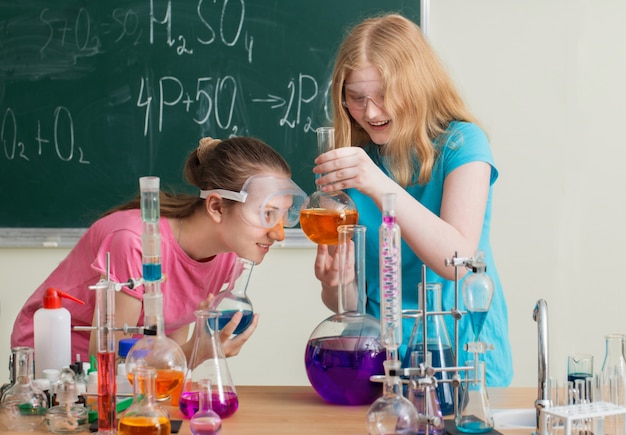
[179,390,238,419]
[403,344,459,415]
[304,336,385,405]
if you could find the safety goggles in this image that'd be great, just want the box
[200,175,307,228]
[342,80,385,111]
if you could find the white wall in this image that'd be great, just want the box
[1,0,625,389]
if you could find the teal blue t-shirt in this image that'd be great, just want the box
[347,121,513,386]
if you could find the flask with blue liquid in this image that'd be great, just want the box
[209,257,255,335]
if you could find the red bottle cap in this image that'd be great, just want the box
[43,287,85,309]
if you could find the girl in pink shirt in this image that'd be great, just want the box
[12,136,305,363]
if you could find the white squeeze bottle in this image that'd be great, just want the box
[33,287,85,379]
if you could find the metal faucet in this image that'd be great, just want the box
[533,299,550,433]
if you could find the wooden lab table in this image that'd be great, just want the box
[0,385,538,435]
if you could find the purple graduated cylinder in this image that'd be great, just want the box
[179,390,239,419]
[305,336,385,405]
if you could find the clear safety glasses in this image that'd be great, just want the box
[200,175,307,228]
[342,81,385,111]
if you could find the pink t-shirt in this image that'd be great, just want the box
[11,209,236,362]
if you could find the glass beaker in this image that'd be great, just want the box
[0,346,48,431]
[209,257,255,335]
[455,360,494,433]
[118,366,170,435]
[300,127,358,245]
[180,310,238,419]
[403,282,458,415]
[305,225,385,405]
[190,378,222,435]
[366,359,420,435]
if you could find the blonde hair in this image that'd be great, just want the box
[105,136,291,218]
[331,13,477,186]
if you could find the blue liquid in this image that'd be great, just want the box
[207,310,253,335]
[469,310,488,339]
[305,336,385,405]
[143,263,162,281]
[568,373,591,383]
[403,344,459,415]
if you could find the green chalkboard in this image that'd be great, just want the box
[0,0,420,229]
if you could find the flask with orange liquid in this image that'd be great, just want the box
[118,366,170,435]
[300,127,358,244]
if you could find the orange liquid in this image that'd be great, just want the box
[300,208,359,245]
[118,416,171,435]
[128,369,184,400]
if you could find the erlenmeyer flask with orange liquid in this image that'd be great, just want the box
[300,127,358,245]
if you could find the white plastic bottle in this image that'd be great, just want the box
[33,287,84,379]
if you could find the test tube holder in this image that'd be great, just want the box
[538,401,626,434]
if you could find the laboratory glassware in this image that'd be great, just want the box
[300,127,358,245]
[461,252,494,341]
[125,176,187,401]
[568,353,594,384]
[0,346,48,431]
[118,366,171,435]
[180,310,238,419]
[379,192,402,362]
[599,333,626,433]
[189,378,222,435]
[92,277,117,435]
[455,254,495,433]
[406,351,444,435]
[403,282,458,415]
[0,347,19,400]
[305,224,385,405]
[46,368,88,434]
[208,256,255,335]
[455,360,494,433]
[366,359,420,435]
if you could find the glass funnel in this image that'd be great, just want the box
[305,224,385,405]
[300,127,358,245]
[403,282,458,416]
[462,252,494,341]
[118,366,170,435]
[180,310,238,419]
[0,346,48,431]
[208,257,255,335]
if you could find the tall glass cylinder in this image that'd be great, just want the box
[305,225,385,405]
[600,333,626,433]
[379,192,402,361]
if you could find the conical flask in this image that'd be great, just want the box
[118,366,170,435]
[403,282,458,415]
[366,359,420,435]
[455,360,494,433]
[300,127,358,245]
[180,310,238,419]
[305,224,385,405]
[0,346,48,431]
[208,257,255,335]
